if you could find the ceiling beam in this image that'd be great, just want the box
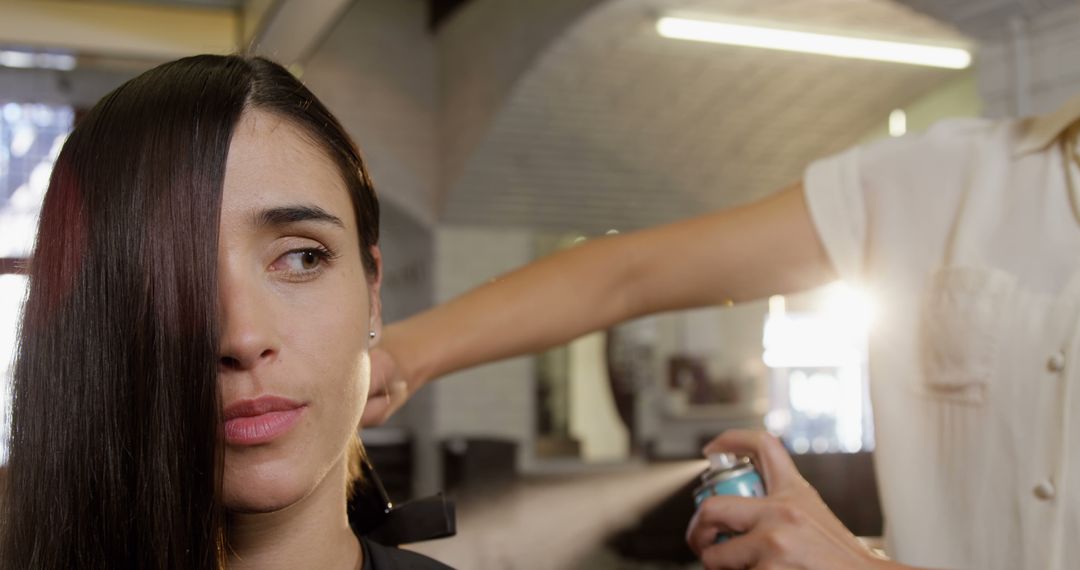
[0,1,238,61]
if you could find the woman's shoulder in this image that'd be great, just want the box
[360,536,455,570]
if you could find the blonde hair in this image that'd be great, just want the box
[346,434,366,498]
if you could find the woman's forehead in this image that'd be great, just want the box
[221,110,355,230]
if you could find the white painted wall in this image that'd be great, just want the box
[426,225,537,489]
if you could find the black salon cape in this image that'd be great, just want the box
[359,536,453,570]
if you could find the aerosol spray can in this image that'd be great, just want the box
[693,452,766,541]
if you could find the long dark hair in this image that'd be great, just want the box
[0,55,380,569]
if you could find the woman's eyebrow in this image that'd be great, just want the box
[252,205,345,229]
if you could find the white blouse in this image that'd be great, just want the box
[804,94,1080,569]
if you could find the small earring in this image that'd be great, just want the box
[369,330,376,339]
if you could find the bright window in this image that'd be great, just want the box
[1,102,73,257]
[0,276,28,462]
[763,283,876,454]
[1,101,74,461]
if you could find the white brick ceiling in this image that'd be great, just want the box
[441,0,978,233]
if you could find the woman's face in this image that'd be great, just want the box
[217,109,380,512]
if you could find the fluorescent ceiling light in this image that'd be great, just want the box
[657,17,971,69]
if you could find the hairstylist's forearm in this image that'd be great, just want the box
[386,183,835,385]
[383,232,648,385]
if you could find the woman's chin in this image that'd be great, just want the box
[224,483,308,514]
[222,464,312,514]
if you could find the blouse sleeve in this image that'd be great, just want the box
[802,117,997,284]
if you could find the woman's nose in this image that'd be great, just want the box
[217,272,279,372]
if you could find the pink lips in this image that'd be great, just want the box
[223,396,306,446]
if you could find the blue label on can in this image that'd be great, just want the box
[693,466,765,543]
[694,468,765,507]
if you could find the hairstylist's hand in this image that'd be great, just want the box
[362,345,412,426]
[687,430,900,570]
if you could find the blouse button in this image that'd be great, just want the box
[1034,480,1056,501]
[1047,351,1066,373]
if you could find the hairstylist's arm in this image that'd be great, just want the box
[689,431,922,570]
[364,183,836,425]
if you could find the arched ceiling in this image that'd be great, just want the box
[440,0,974,233]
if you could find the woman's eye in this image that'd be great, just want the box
[276,248,332,276]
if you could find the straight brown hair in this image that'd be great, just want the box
[1,55,380,569]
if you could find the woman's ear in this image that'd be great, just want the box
[367,245,384,344]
